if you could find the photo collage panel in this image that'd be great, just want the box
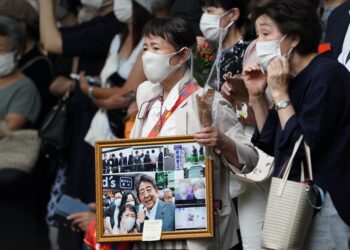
[101,142,207,235]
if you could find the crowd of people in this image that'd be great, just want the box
[0,0,350,249]
[102,149,163,174]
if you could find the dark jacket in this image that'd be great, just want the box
[252,53,350,225]
[325,0,350,57]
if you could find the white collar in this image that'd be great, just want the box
[138,69,193,117]
[145,198,159,220]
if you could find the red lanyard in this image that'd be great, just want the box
[147,82,200,137]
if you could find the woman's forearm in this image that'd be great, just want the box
[49,76,75,96]
[88,86,129,99]
[273,93,296,129]
[39,0,63,54]
[217,134,242,169]
[250,95,269,133]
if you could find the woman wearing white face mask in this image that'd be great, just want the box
[0,15,42,250]
[131,17,258,250]
[0,15,41,138]
[199,0,254,91]
[244,0,350,249]
[79,0,155,141]
[118,204,138,234]
[200,2,269,250]
[101,191,139,235]
[113,191,139,233]
[192,180,206,200]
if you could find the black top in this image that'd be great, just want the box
[58,13,122,249]
[325,0,350,57]
[219,39,251,83]
[209,39,251,90]
[252,52,350,225]
[170,0,203,36]
[61,12,122,75]
[61,12,122,200]
[18,45,54,126]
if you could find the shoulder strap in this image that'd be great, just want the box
[20,55,53,76]
[147,82,200,138]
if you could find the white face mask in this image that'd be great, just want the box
[200,10,234,43]
[82,0,112,9]
[114,0,133,24]
[122,217,135,232]
[0,51,16,77]
[256,35,290,72]
[126,201,135,206]
[142,49,184,83]
[114,198,121,207]
[194,188,205,199]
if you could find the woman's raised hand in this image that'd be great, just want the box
[221,81,235,104]
[194,126,223,149]
[119,220,127,234]
[242,61,267,99]
[266,56,290,100]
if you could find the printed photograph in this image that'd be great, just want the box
[96,136,213,241]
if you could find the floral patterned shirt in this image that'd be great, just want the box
[207,39,251,90]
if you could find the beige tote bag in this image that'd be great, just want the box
[0,121,41,172]
[261,136,315,250]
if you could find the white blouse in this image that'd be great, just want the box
[100,34,144,85]
[140,71,192,137]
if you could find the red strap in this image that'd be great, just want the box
[147,82,200,137]
[318,43,331,53]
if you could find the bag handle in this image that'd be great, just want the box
[277,136,325,209]
[304,141,313,181]
[303,142,325,209]
[276,136,302,196]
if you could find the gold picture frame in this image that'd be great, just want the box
[95,135,213,242]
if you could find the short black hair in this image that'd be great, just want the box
[123,0,153,50]
[112,189,122,196]
[135,174,157,199]
[250,0,322,55]
[143,17,197,52]
[120,191,138,208]
[117,204,137,230]
[200,0,250,31]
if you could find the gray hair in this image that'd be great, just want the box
[162,188,172,195]
[0,15,26,52]
[158,188,171,201]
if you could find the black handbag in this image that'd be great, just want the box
[39,91,70,149]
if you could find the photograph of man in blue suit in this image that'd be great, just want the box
[136,174,175,232]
